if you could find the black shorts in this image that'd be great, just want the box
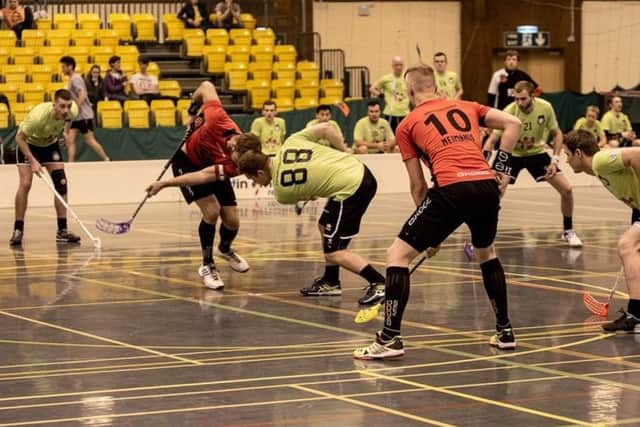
[171,150,237,206]
[70,119,95,134]
[399,179,500,251]
[319,166,377,253]
[16,143,63,165]
[510,152,560,183]
[385,115,405,134]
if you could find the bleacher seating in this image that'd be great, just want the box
[151,100,177,127]
[132,14,156,42]
[78,13,102,31]
[108,13,132,41]
[53,13,75,30]
[97,100,123,128]
[159,80,181,98]
[124,100,150,128]
[0,103,9,128]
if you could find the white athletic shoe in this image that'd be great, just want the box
[198,264,224,290]
[217,248,250,272]
[562,230,583,248]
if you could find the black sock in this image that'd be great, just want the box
[381,266,410,339]
[218,223,238,253]
[359,264,385,284]
[14,220,24,232]
[563,216,573,231]
[631,209,640,224]
[324,264,340,283]
[199,219,216,265]
[480,258,511,329]
[628,299,640,318]
[57,218,67,231]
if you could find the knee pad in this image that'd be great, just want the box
[51,169,68,196]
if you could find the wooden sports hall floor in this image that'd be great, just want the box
[0,186,639,426]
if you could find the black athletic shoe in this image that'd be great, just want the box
[56,229,81,244]
[9,229,23,246]
[300,277,341,296]
[489,327,516,349]
[358,282,385,305]
[602,309,640,333]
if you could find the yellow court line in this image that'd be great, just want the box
[359,371,597,427]
[1,297,171,312]
[291,384,455,427]
[0,310,202,366]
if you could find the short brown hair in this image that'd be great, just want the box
[238,151,269,176]
[564,129,600,156]
[234,133,262,158]
[262,100,276,109]
[505,50,519,60]
[513,80,535,94]
[54,89,72,101]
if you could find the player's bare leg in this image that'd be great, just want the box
[217,205,249,272]
[66,128,78,162]
[84,131,110,161]
[10,165,33,245]
[547,173,582,247]
[195,196,224,289]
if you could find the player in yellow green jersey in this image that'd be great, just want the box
[237,123,387,305]
[574,105,606,148]
[433,52,463,100]
[305,104,345,148]
[353,100,395,154]
[370,56,409,132]
[564,129,640,333]
[601,96,640,148]
[10,90,81,246]
[249,100,286,156]
[484,80,583,247]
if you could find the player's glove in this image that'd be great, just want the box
[187,100,203,116]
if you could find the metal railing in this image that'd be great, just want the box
[293,32,320,63]
[345,66,370,98]
[319,48,344,81]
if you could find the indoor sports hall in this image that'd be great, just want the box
[1,1,639,426]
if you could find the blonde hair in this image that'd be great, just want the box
[404,64,436,93]
[586,105,600,116]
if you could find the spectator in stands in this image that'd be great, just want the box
[573,106,607,148]
[488,50,537,110]
[105,56,135,103]
[306,104,346,149]
[214,0,243,30]
[60,56,110,162]
[85,65,105,116]
[250,100,286,156]
[433,52,463,100]
[0,0,33,40]
[131,57,163,104]
[370,56,409,133]
[602,96,640,147]
[178,0,210,30]
[353,100,395,154]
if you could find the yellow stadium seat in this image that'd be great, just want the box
[46,82,67,101]
[253,28,275,46]
[206,28,228,47]
[226,45,250,64]
[321,79,344,99]
[248,62,272,81]
[150,100,176,127]
[183,29,205,57]
[294,97,318,111]
[176,98,191,125]
[71,30,96,48]
[65,46,91,63]
[229,29,252,46]
[35,18,52,31]
[0,102,9,128]
[239,13,256,30]
[124,100,150,128]
[296,79,319,98]
[158,80,181,98]
[29,64,54,84]
[96,29,120,48]
[144,61,161,78]
[273,62,296,80]
[39,47,65,67]
[224,62,248,91]
[273,97,293,112]
[97,100,123,128]
[21,30,46,50]
[272,79,295,99]
[48,30,71,48]
[297,61,319,81]
[10,47,36,65]
[0,30,17,48]
[274,45,296,63]
[202,45,226,74]
[163,14,184,42]
[250,45,274,64]
[18,83,46,104]
[132,14,156,42]
[53,13,75,30]
[0,47,8,65]
[78,13,101,31]
[90,46,115,70]
[12,103,36,124]
[108,13,132,41]
[0,83,18,104]
[247,79,271,110]
[1,65,27,84]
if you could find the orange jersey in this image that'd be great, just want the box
[396,98,493,187]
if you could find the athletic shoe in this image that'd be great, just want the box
[602,309,640,333]
[300,277,341,296]
[217,248,250,272]
[9,229,23,246]
[489,327,516,350]
[56,229,81,244]
[199,264,224,290]
[294,201,305,215]
[562,230,583,248]
[353,331,404,360]
[358,282,385,305]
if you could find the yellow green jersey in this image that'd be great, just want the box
[353,117,394,154]
[19,102,78,147]
[592,149,640,209]
[305,119,343,147]
[494,98,558,157]
[271,129,364,204]
[573,118,604,138]
[250,117,286,156]
[601,111,632,135]
[435,71,462,99]
[373,73,409,116]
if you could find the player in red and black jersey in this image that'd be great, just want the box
[354,65,523,360]
[146,81,260,290]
